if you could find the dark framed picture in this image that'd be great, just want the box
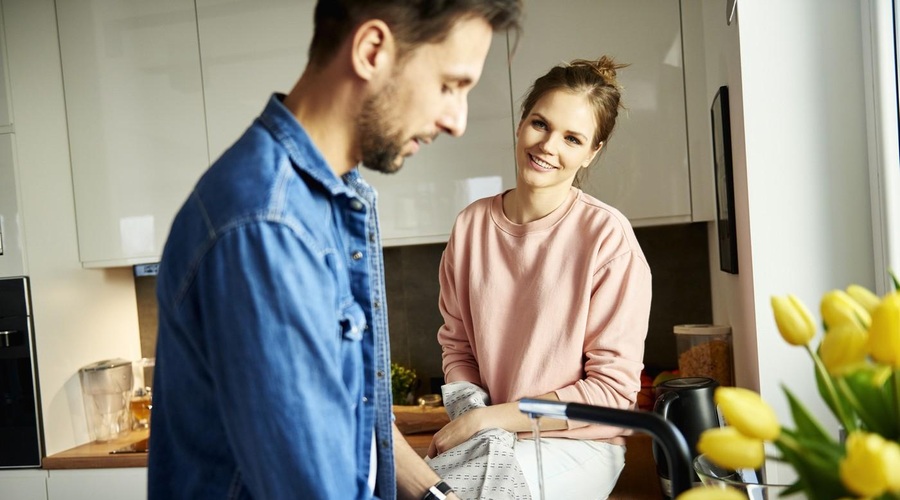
[711,86,738,274]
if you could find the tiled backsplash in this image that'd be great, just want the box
[135,223,711,399]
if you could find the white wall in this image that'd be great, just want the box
[3,0,142,455]
[703,0,875,484]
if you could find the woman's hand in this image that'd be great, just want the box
[426,407,487,458]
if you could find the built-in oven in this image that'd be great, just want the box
[0,276,43,468]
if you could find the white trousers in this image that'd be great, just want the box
[514,438,626,500]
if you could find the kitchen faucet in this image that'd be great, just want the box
[519,398,694,497]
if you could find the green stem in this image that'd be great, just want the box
[805,345,856,433]
[894,369,900,438]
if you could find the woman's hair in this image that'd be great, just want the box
[519,56,628,151]
[308,0,523,67]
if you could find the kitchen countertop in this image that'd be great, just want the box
[41,428,434,470]
[43,428,150,469]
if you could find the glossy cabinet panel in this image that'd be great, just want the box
[0,134,26,276]
[510,0,692,225]
[47,468,146,500]
[196,0,315,162]
[56,0,209,267]
[361,33,517,246]
[57,1,702,266]
[0,5,12,131]
[0,470,48,500]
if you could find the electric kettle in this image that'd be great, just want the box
[652,376,721,498]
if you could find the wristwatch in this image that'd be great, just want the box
[422,480,454,500]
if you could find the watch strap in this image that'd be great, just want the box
[422,480,453,500]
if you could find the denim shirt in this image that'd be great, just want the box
[148,94,395,500]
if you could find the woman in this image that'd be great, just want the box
[429,56,652,499]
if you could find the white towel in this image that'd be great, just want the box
[426,382,533,500]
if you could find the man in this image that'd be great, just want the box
[148,1,522,499]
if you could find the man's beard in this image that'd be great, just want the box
[357,81,405,174]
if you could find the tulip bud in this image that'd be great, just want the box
[675,487,746,500]
[846,284,881,314]
[714,387,780,440]
[697,426,765,470]
[771,295,816,346]
[819,323,869,376]
[821,290,872,330]
[839,431,900,497]
[868,292,900,368]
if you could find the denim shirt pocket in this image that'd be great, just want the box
[338,301,367,408]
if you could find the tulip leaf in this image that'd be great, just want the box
[890,269,899,291]
[774,437,849,499]
[783,386,832,443]
[841,370,898,440]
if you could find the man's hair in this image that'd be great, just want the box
[308,0,523,67]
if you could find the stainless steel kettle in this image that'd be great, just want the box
[652,376,722,498]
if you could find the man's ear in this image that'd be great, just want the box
[351,20,396,82]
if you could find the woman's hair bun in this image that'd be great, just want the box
[569,55,628,88]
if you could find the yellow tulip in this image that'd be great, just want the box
[697,426,765,470]
[868,292,900,368]
[771,295,816,346]
[675,486,746,500]
[819,323,870,376]
[821,290,872,330]
[846,284,881,314]
[839,431,900,497]
[714,387,780,440]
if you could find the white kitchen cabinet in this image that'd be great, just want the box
[0,469,48,500]
[57,0,708,267]
[56,0,209,268]
[361,33,517,246]
[196,0,316,162]
[195,0,516,246]
[0,133,27,277]
[0,4,13,132]
[46,468,146,500]
[510,0,697,226]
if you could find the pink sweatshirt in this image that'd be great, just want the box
[437,188,652,440]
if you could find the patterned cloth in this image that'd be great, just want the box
[426,382,532,500]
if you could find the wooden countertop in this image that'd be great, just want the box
[40,427,435,470]
[43,428,150,470]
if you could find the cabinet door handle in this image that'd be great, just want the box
[0,330,19,348]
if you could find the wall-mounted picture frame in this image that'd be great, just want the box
[711,86,738,274]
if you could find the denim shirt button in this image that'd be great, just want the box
[349,199,364,211]
[376,370,385,379]
[362,396,369,403]
[368,232,376,243]
[351,251,363,261]
[373,299,381,309]
[381,439,389,448]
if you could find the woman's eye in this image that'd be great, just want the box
[531,119,547,129]
[566,136,582,145]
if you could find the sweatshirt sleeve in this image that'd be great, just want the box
[437,227,483,385]
[554,249,652,430]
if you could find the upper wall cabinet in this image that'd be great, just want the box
[360,33,517,246]
[196,0,315,162]
[0,5,13,131]
[196,0,515,247]
[56,0,209,268]
[510,0,695,226]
